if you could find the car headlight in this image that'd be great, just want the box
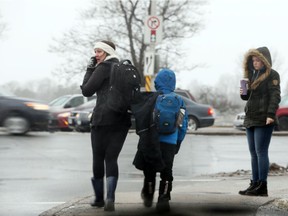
[58,112,71,118]
[88,112,92,120]
[25,102,49,111]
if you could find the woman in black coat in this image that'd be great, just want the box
[81,40,131,211]
[239,47,281,197]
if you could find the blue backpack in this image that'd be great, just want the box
[154,92,183,134]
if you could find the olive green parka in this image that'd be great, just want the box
[241,47,281,128]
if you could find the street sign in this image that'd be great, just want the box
[147,16,160,29]
[144,16,163,44]
[143,51,155,76]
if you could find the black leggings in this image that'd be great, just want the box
[91,125,129,179]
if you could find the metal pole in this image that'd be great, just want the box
[145,0,156,92]
[150,0,156,16]
[150,0,156,52]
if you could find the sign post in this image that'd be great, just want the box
[143,0,162,91]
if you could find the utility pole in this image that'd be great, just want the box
[150,0,156,52]
[143,0,162,91]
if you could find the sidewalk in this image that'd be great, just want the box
[40,174,288,216]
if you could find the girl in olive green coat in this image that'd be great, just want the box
[239,47,281,197]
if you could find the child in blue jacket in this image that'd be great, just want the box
[140,68,188,212]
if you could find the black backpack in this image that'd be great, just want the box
[106,59,141,113]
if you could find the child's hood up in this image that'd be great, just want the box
[154,69,176,94]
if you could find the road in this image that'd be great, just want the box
[0,130,287,216]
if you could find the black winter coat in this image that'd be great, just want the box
[241,47,281,128]
[131,92,165,172]
[81,58,131,127]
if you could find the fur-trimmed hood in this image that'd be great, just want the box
[243,46,272,90]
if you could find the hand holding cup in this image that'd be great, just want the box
[240,78,249,95]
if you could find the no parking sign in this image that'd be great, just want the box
[144,16,163,44]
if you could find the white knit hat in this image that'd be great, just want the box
[94,41,119,61]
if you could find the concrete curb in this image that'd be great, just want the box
[39,196,91,216]
[189,128,288,136]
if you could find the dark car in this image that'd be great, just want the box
[69,93,215,133]
[68,99,96,132]
[175,89,196,102]
[181,97,215,131]
[0,88,50,135]
[48,94,96,131]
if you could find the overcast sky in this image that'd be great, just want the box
[0,0,288,92]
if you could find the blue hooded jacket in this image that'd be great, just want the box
[154,69,188,145]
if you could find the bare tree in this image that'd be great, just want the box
[50,0,206,83]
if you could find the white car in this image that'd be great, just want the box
[233,112,245,130]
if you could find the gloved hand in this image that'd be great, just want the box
[87,56,97,68]
[175,141,181,155]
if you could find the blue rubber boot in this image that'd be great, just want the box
[90,177,104,207]
[104,176,118,211]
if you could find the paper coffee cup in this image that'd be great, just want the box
[240,78,249,95]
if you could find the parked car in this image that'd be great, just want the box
[175,89,196,102]
[233,112,246,130]
[68,99,96,132]
[48,94,96,131]
[276,107,288,131]
[69,93,214,132]
[276,95,288,131]
[0,88,50,135]
[182,97,215,131]
[233,95,288,131]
